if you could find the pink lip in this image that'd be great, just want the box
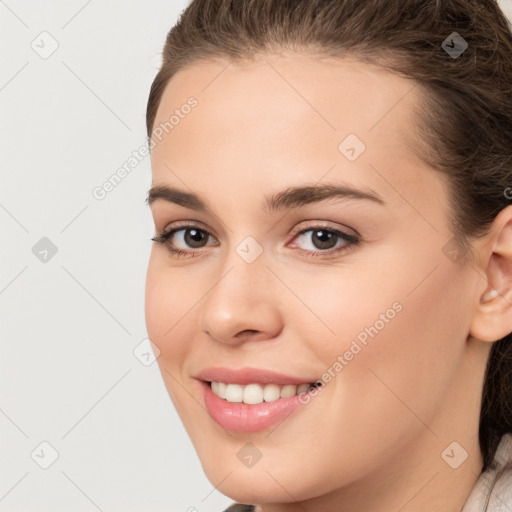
[195,366,317,386]
[195,367,321,432]
[201,381,314,432]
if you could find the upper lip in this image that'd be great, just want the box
[196,366,316,386]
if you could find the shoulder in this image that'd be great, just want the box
[462,433,512,511]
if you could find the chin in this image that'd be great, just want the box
[205,474,291,506]
[200,453,321,505]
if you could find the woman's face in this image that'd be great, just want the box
[145,53,488,507]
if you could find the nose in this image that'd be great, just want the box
[199,247,283,346]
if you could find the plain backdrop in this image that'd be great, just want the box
[1,1,512,511]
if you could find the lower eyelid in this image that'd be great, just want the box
[157,225,358,256]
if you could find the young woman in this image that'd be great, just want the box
[144,1,512,510]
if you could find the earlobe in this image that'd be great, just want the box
[469,205,512,343]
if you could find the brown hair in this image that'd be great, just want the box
[146,0,512,473]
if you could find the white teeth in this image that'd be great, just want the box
[280,384,297,398]
[243,383,264,404]
[225,383,244,402]
[210,381,316,404]
[297,383,310,394]
[217,381,227,399]
[263,384,281,402]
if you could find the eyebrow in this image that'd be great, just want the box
[146,182,385,212]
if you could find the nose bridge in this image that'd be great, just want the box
[199,235,282,344]
[213,225,270,290]
[209,234,269,313]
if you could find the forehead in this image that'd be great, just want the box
[153,52,422,136]
[149,52,443,216]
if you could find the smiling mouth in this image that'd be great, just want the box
[208,381,322,405]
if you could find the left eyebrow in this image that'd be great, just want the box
[263,183,385,212]
[146,182,385,211]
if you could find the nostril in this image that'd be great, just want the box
[235,330,268,342]
[237,329,258,336]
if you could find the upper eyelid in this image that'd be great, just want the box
[151,201,363,237]
[157,225,358,262]
[166,222,218,240]
[161,222,357,244]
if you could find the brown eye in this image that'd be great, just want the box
[151,225,218,257]
[181,228,209,249]
[291,227,358,254]
[152,223,359,259]
[310,229,338,250]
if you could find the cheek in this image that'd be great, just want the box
[145,256,202,417]
[144,261,168,347]
[290,242,469,434]
[144,254,192,366]
[331,254,470,435]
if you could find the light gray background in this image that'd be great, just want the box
[2,1,512,511]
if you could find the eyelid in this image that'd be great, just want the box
[159,220,361,241]
[290,219,360,239]
[153,219,361,261]
[160,219,218,239]
[157,219,357,245]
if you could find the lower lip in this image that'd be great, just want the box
[201,381,312,432]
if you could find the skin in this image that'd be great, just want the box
[145,52,512,512]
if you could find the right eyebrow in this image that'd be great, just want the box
[146,185,208,211]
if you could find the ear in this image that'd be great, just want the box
[469,205,512,343]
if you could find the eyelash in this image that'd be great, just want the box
[151,222,360,259]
